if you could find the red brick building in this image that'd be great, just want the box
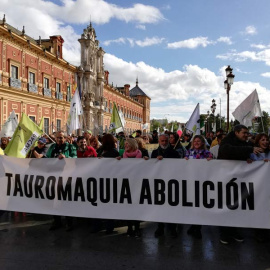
[0,17,151,135]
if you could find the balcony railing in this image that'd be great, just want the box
[10,78,21,89]
[66,94,71,102]
[43,88,51,97]
[28,83,38,94]
[55,91,63,100]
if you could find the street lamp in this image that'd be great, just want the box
[224,65,235,132]
[211,99,217,131]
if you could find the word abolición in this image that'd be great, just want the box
[5,173,254,210]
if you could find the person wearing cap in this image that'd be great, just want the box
[27,137,47,158]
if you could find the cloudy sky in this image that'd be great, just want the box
[2,0,270,123]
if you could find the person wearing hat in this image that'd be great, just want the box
[27,137,48,158]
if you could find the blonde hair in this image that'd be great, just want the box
[191,135,207,150]
[135,137,145,149]
[125,138,138,152]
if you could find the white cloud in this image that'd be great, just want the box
[0,0,164,26]
[167,37,213,49]
[251,44,268,50]
[135,37,165,47]
[135,24,146,30]
[167,36,232,49]
[161,4,171,10]
[103,37,165,47]
[243,25,257,35]
[261,72,270,78]
[103,53,270,121]
[235,67,251,74]
[103,37,126,46]
[217,36,232,45]
[217,49,270,66]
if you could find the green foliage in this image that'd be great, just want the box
[257,111,270,133]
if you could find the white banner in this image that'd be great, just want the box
[0,156,269,229]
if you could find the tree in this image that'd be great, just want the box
[150,119,161,132]
[257,111,270,133]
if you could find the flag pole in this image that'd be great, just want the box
[257,91,265,133]
[173,127,186,150]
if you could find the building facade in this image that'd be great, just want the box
[0,17,151,136]
[78,23,151,134]
[0,16,76,134]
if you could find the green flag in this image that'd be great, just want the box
[108,103,124,133]
[4,113,43,158]
[38,117,44,131]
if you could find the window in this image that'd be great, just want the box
[44,118,49,134]
[66,85,71,101]
[56,119,61,131]
[29,116,36,123]
[29,72,35,84]
[44,77,49,89]
[11,65,18,79]
[56,82,61,92]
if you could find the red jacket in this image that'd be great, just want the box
[77,146,97,158]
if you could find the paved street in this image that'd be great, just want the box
[0,212,270,270]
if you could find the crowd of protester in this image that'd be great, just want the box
[0,124,269,244]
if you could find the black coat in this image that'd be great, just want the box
[151,146,180,159]
[218,131,253,160]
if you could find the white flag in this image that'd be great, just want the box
[118,110,126,128]
[0,110,18,138]
[186,103,200,135]
[212,122,216,132]
[171,124,174,132]
[232,89,261,127]
[67,89,83,131]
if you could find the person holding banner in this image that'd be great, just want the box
[76,136,97,158]
[169,132,186,158]
[93,134,119,234]
[26,137,47,158]
[135,137,149,159]
[218,124,263,244]
[46,130,77,231]
[185,135,212,239]
[97,134,119,158]
[248,133,270,242]
[249,133,270,161]
[151,134,179,238]
[122,138,142,237]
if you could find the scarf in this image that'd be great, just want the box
[123,149,142,158]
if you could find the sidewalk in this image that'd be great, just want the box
[0,212,270,270]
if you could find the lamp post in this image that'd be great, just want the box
[207,110,210,134]
[211,99,217,131]
[224,65,235,132]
